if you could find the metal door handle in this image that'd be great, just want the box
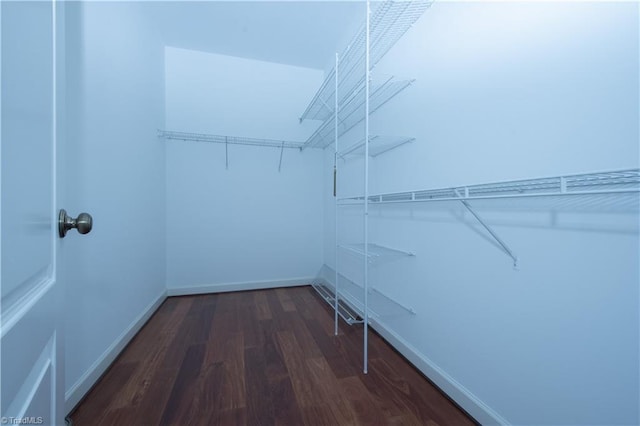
[58,209,93,238]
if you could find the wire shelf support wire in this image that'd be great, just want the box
[454,188,519,268]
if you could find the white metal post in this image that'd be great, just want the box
[363,0,370,375]
[334,52,339,336]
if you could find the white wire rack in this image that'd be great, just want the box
[158,130,305,149]
[333,277,416,318]
[312,265,415,322]
[338,169,639,268]
[338,135,415,158]
[304,77,414,149]
[314,0,431,375]
[339,169,640,208]
[339,243,415,262]
[299,0,432,123]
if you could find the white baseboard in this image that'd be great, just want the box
[368,317,509,425]
[167,277,313,296]
[64,289,167,415]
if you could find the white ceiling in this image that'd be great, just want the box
[149,1,365,70]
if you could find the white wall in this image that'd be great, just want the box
[326,2,639,425]
[62,2,166,412]
[165,47,324,293]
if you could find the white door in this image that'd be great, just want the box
[1,1,65,424]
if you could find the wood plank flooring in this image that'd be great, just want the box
[70,286,477,426]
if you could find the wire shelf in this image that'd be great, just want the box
[339,243,415,262]
[337,278,416,319]
[158,130,306,150]
[338,169,640,212]
[299,0,432,123]
[338,135,415,158]
[303,77,414,149]
[312,265,415,320]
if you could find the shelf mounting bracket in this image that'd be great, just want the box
[454,189,519,269]
[225,136,229,170]
[278,141,285,172]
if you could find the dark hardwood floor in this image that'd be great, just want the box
[70,286,477,426]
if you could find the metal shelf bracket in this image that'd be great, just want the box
[454,189,519,269]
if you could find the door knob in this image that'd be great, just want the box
[58,209,93,238]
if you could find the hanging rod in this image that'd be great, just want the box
[299,0,433,123]
[158,130,307,150]
[339,169,640,205]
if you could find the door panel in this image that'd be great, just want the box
[1,291,57,423]
[1,1,61,424]
[2,331,55,424]
[1,0,54,305]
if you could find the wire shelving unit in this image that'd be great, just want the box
[306,0,432,375]
[299,0,433,124]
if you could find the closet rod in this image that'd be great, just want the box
[158,130,306,150]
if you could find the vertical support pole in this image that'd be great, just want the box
[225,136,229,170]
[363,0,370,375]
[334,52,339,336]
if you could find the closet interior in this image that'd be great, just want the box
[2,0,637,424]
